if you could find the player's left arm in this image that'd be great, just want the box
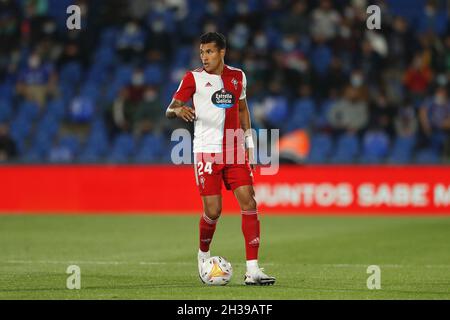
[239,98,255,170]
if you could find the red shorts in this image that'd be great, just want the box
[194,152,254,196]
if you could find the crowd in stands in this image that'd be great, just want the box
[0,0,449,164]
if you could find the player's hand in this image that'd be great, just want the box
[175,105,196,122]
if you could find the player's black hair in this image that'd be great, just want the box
[200,32,226,50]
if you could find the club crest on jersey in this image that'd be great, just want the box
[211,88,235,109]
[199,176,205,189]
[231,78,238,90]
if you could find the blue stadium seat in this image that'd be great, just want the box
[99,27,120,48]
[36,114,60,138]
[47,135,80,163]
[10,117,33,142]
[415,148,440,164]
[46,99,66,120]
[59,135,80,155]
[134,133,165,162]
[307,133,333,163]
[80,82,101,102]
[109,133,136,162]
[114,65,133,86]
[59,62,83,85]
[24,132,54,162]
[388,135,416,164]
[173,46,192,67]
[285,98,316,131]
[330,133,360,163]
[78,127,109,162]
[315,99,335,129]
[17,101,39,121]
[360,131,390,164]
[144,64,164,85]
[0,99,13,122]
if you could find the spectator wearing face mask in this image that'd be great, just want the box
[133,86,164,135]
[107,69,149,135]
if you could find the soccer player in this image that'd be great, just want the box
[165,32,275,285]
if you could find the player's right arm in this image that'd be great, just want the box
[166,71,196,122]
[166,99,195,122]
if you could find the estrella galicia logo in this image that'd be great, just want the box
[211,89,235,109]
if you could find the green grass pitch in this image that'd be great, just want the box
[0,214,450,299]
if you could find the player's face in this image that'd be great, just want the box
[200,42,225,73]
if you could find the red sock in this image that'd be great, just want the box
[241,210,260,260]
[199,213,218,252]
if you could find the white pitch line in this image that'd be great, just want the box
[2,260,273,266]
[2,260,449,268]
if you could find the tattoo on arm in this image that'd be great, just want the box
[166,99,184,119]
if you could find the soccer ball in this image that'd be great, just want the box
[200,256,233,285]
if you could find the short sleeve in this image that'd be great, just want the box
[173,71,196,102]
[239,71,247,100]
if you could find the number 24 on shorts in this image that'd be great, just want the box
[197,161,212,175]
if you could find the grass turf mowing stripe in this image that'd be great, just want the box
[0,214,449,299]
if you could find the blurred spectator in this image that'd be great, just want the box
[0,0,21,54]
[416,0,448,36]
[327,85,369,133]
[133,86,165,135]
[0,123,17,161]
[281,0,310,36]
[395,104,418,138]
[369,91,396,137]
[387,16,415,69]
[403,53,433,103]
[16,51,57,108]
[311,0,341,41]
[107,69,153,135]
[418,86,450,154]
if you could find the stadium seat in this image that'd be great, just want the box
[285,98,316,131]
[173,46,192,67]
[46,99,66,120]
[99,27,120,48]
[9,116,33,142]
[388,135,416,164]
[36,114,60,138]
[17,101,40,121]
[24,132,54,162]
[59,62,83,86]
[135,134,166,162]
[114,65,133,87]
[109,133,136,162]
[360,130,390,164]
[78,128,109,162]
[47,135,80,163]
[415,148,440,164]
[0,99,13,122]
[330,133,360,163]
[306,133,333,163]
[144,64,164,85]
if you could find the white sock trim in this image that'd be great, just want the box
[246,259,259,272]
[202,213,218,225]
[198,249,210,257]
